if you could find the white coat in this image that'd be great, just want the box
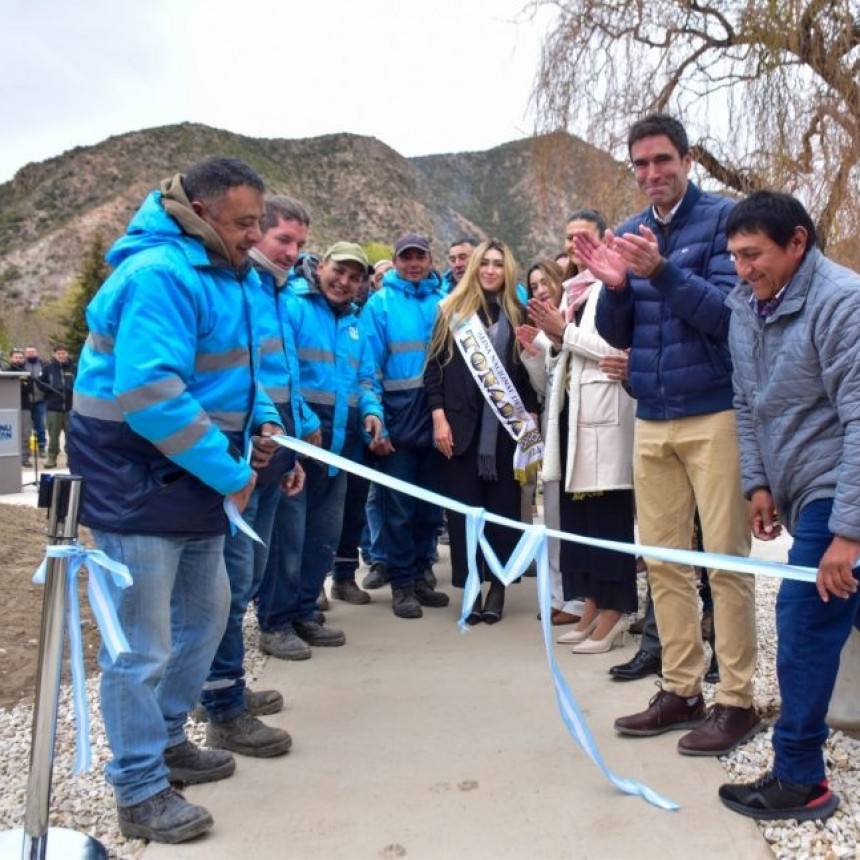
[540,285,635,494]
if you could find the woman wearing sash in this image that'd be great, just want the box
[523,211,637,653]
[425,239,541,624]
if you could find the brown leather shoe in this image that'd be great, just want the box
[615,685,705,737]
[551,610,581,626]
[677,704,762,756]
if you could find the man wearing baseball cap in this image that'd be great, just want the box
[256,242,386,651]
[360,234,450,618]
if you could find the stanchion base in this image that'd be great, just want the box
[0,827,107,858]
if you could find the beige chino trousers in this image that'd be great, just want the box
[634,410,756,708]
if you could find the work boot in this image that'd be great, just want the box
[414,579,449,607]
[331,579,371,605]
[421,564,438,589]
[259,626,312,661]
[392,585,423,619]
[44,459,57,468]
[207,713,292,758]
[362,562,389,589]
[117,787,213,843]
[190,687,283,723]
[293,619,346,647]
[164,739,235,785]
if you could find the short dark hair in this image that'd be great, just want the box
[449,237,478,251]
[628,114,690,158]
[182,157,265,214]
[725,191,817,251]
[261,196,311,231]
[565,208,607,236]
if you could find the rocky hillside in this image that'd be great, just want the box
[0,123,640,309]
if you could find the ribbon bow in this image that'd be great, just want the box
[33,544,132,774]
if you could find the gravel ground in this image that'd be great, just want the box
[1,576,859,858]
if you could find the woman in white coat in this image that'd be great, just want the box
[521,210,637,653]
[520,260,584,626]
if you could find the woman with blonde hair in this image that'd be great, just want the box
[425,239,541,624]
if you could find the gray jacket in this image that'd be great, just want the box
[727,248,860,539]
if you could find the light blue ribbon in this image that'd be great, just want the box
[224,498,265,545]
[223,445,265,545]
[271,434,817,810]
[33,544,133,774]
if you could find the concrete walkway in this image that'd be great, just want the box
[0,470,772,859]
[144,550,769,860]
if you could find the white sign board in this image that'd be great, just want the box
[0,408,20,457]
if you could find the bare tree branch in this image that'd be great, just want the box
[531,0,860,256]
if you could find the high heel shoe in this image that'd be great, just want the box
[466,594,483,626]
[557,617,597,644]
[571,615,629,654]
[481,582,505,624]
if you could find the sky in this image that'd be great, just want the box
[0,0,557,183]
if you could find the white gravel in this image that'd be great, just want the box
[1,573,859,858]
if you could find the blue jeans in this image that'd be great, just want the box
[202,481,281,721]
[375,447,441,588]
[332,471,370,583]
[257,461,347,631]
[773,499,860,783]
[93,530,230,806]
[364,481,385,565]
[31,400,46,450]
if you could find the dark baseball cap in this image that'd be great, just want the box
[394,234,431,256]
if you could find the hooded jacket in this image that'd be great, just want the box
[595,183,737,420]
[68,175,279,534]
[249,252,319,484]
[284,256,382,469]
[361,267,444,449]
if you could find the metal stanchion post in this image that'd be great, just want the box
[0,475,107,859]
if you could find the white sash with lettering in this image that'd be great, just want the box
[451,314,543,483]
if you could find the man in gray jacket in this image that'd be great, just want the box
[719,191,860,822]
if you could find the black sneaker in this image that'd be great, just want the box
[719,771,840,821]
[117,787,213,843]
[164,739,235,785]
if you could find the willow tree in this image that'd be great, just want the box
[531,0,860,255]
